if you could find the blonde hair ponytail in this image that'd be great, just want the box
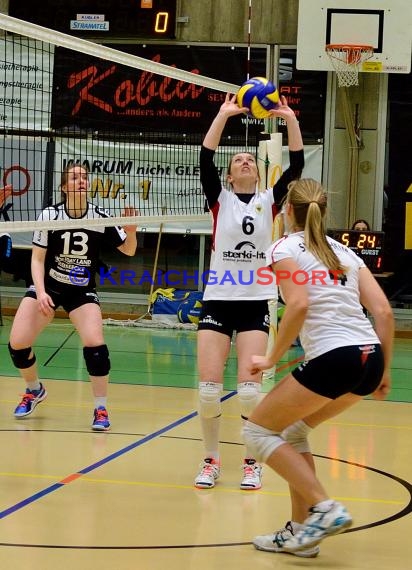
[287,179,345,274]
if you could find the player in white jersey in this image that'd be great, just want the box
[195,93,304,490]
[242,178,394,557]
[8,165,137,431]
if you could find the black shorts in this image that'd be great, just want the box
[292,344,384,399]
[197,299,270,338]
[25,285,100,314]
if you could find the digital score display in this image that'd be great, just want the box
[9,0,177,39]
[328,229,385,273]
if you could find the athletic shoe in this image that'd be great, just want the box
[14,384,47,418]
[253,521,320,558]
[194,458,220,489]
[282,501,353,552]
[240,459,262,490]
[92,406,111,431]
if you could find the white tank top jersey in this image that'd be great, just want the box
[204,188,278,301]
[266,231,380,360]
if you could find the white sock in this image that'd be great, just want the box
[314,499,335,511]
[290,521,303,533]
[27,381,41,392]
[94,397,107,409]
[200,415,220,461]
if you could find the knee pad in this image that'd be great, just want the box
[237,381,261,420]
[282,420,311,453]
[83,344,111,376]
[8,343,36,369]
[198,381,222,418]
[242,420,286,463]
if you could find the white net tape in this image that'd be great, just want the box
[0,14,241,235]
[326,45,374,87]
[0,14,239,93]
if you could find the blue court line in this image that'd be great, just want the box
[0,390,237,520]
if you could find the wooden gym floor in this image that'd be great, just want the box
[0,316,411,570]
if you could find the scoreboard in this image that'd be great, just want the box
[328,229,385,273]
[9,0,177,38]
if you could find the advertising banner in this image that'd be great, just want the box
[55,138,322,233]
[0,138,48,245]
[51,45,326,143]
[0,38,54,131]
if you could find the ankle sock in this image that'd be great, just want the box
[94,397,107,409]
[314,499,335,511]
[27,381,41,393]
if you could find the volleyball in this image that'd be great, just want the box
[237,77,280,119]
[177,298,203,325]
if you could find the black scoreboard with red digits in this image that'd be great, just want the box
[328,229,385,273]
[9,0,177,38]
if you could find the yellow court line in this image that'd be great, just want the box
[325,420,412,430]
[1,400,411,428]
[0,472,406,505]
[0,399,196,415]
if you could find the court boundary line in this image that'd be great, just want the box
[0,453,410,549]
[0,390,236,520]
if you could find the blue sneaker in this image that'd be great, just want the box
[92,406,111,431]
[14,384,47,418]
[282,501,352,552]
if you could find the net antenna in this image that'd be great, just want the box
[325,44,374,87]
[244,0,253,150]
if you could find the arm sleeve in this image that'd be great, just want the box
[0,233,12,270]
[199,145,222,210]
[272,149,305,208]
[104,224,127,249]
[32,207,57,248]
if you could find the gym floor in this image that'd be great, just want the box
[0,317,411,570]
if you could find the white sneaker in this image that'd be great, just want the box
[253,521,320,558]
[240,459,262,490]
[282,501,353,552]
[194,458,220,489]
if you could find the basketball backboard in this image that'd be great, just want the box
[297,0,411,73]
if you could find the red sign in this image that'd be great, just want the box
[51,45,326,143]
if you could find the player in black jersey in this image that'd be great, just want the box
[8,165,137,431]
[0,185,13,269]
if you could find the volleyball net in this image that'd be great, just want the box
[0,13,287,239]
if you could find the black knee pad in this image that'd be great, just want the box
[83,344,111,376]
[8,343,36,369]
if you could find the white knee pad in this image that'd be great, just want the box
[242,420,286,463]
[237,381,261,419]
[198,382,223,418]
[282,420,311,453]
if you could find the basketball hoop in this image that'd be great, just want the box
[325,44,374,87]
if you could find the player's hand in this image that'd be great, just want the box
[37,292,55,317]
[267,95,297,122]
[372,371,391,400]
[0,184,13,208]
[219,93,249,117]
[121,207,138,232]
[249,355,275,375]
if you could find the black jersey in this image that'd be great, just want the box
[33,202,126,292]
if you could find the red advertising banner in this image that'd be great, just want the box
[51,45,326,143]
